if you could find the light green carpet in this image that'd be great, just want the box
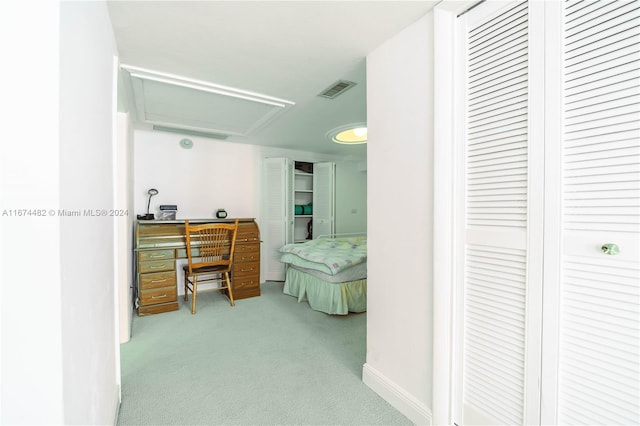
[117,281,411,425]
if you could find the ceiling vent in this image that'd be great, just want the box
[318,80,357,99]
[152,125,229,140]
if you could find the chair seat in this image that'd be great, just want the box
[183,264,230,274]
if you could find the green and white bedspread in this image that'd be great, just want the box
[279,237,367,275]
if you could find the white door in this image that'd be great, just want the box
[453,1,640,425]
[312,162,335,238]
[455,2,544,424]
[549,2,640,424]
[263,157,292,281]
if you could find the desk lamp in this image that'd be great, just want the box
[138,188,158,220]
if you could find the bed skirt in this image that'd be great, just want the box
[283,267,367,315]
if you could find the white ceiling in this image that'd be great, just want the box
[107,1,438,158]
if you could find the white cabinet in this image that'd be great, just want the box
[263,157,335,281]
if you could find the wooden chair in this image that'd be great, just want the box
[183,219,239,314]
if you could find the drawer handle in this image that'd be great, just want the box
[150,265,166,269]
[151,294,168,299]
[241,268,254,272]
[150,254,168,259]
[240,281,254,285]
[241,256,255,260]
[151,278,168,283]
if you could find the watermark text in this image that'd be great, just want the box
[2,208,129,218]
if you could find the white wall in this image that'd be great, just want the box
[133,130,262,220]
[1,1,121,425]
[364,13,434,425]
[132,130,367,281]
[1,2,64,424]
[59,2,120,424]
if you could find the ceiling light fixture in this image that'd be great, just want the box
[326,123,367,144]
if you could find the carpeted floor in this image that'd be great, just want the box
[117,281,411,425]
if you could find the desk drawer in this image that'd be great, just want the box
[138,301,179,315]
[232,273,260,290]
[236,231,259,243]
[234,251,260,263]
[234,243,259,254]
[139,249,174,262]
[233,262,259,276]
[140,271,176,290]
[140,286,177,306]
[139,259,175,273]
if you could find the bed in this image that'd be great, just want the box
[279,235,367,315]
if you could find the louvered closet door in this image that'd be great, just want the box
[264,157,293,281]
[557,2,640,424]
[459,2,543,425]
[312,162,335,238]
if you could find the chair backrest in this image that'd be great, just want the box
[184,219,239,274]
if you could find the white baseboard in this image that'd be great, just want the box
[362,363,432,426]
[113,384,121,426]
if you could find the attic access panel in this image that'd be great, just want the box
[123,65,295,138]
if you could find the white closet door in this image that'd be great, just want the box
[312,162,335,238]
[286,159,294,244]
[458,1,543,424]
[263,157,292,281]
[557,1,640,424]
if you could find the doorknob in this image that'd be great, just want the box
[601,243,620,255]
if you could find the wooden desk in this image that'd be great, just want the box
[134,218,261,315]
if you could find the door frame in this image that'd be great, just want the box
[432,3,464,424]
[539,2,563,423]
